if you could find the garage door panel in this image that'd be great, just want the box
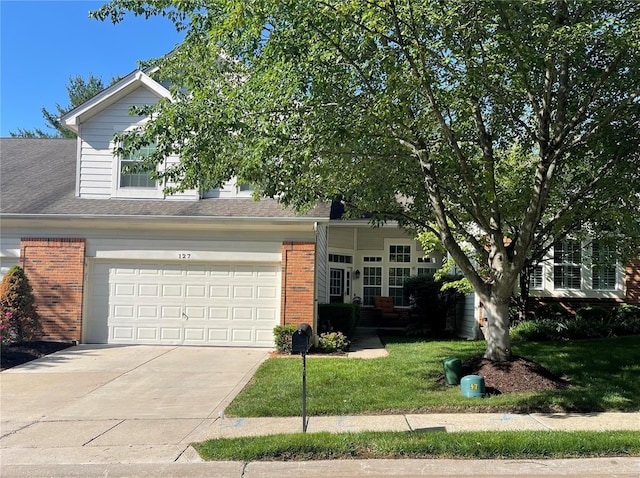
[208,328,229,341]
[113,305,134,318]
[184,306,206,319]
[161,306,182,319]
[210,285,230,298]
[186,284,207,298]
[162,284,183,297]
[138,306,158,318]
[88,261,280,347]
[256,308,276,320]
[184,328,205,341]
[113,326,134,339]
[209,307,229,320]
[232,308,253,320]
[114,283,135,296]
[137,328,158,340]
[257,286,277,298]
[234,286,254,298]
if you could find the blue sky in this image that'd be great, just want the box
[1,0,185,137]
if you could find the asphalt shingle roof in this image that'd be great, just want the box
[0,138,330,220]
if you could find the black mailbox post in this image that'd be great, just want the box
[292,323,313,353]
[292,323,312,432]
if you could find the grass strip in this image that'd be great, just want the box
[194,430,640,461]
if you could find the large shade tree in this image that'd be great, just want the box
[93,0,640,361]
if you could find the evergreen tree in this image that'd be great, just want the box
[0,266,42,343]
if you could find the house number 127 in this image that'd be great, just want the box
[178,253,191,259]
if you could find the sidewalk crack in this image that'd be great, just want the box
[82,419,124,446]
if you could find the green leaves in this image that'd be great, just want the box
[95,0,640,316]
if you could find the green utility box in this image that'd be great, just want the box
[461,374,485,398]
[442,357,462,385]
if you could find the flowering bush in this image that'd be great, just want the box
[0,266,42,344]
[317,332,350,353]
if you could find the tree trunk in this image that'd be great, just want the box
[482,294,512,362]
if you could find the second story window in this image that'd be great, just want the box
[120,143,157,189]
[389,245,411,263]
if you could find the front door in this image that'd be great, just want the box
[329,268,345,303]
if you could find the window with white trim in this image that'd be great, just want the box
[363,266,382,306]
[389,245,411,263]
[120,142,157,189]
[389,267,411,306]
[592,241,617,290]
[529,265,543,290]
[553,240,582,289]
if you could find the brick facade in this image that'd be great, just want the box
[626,259,640,305]
[20,238,86,341]
[281,242,316,328]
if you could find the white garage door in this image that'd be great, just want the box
[86,262,280,347]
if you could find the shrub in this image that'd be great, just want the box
[317,332,350,353]
[536,303,571,321]
[511,319,562,342]
[318,303,360,339]
[512,303,640,342]
[576,306,611,323]
[0,266,42,343]
[273,325,297,354]
[610,305,640,335]
[403,275,447,333]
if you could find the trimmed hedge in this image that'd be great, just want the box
[318,303,360,339]
[273,325,297,354]
[511,304,640,342]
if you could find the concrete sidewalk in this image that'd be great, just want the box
[202,411,640,439]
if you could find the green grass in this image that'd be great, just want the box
[225,335,640,416]
[194,430,640,461]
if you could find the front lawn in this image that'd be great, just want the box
[225,335,640,416]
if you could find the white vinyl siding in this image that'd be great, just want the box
[315,224,328,303]
[77,86,196,200]
[328,227,355,249]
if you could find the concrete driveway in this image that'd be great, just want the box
[0,344,268,467]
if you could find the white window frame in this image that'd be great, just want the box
[529,265,544,290]
[591,241,619,291]
[112,126,164,199]
[528,239,625,299]
[553,239,582,290]
[362,265,383,306]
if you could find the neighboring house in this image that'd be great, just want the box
[525,240,640,313]
[1,70,638,348]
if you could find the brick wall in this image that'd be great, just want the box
[281,242,316,328]
[20,238,86,341]
[626,259,640,305]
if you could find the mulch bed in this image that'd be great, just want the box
[455,355,569,394]
[1,341,74,371]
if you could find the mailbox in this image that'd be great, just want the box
[292,323,313,353]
